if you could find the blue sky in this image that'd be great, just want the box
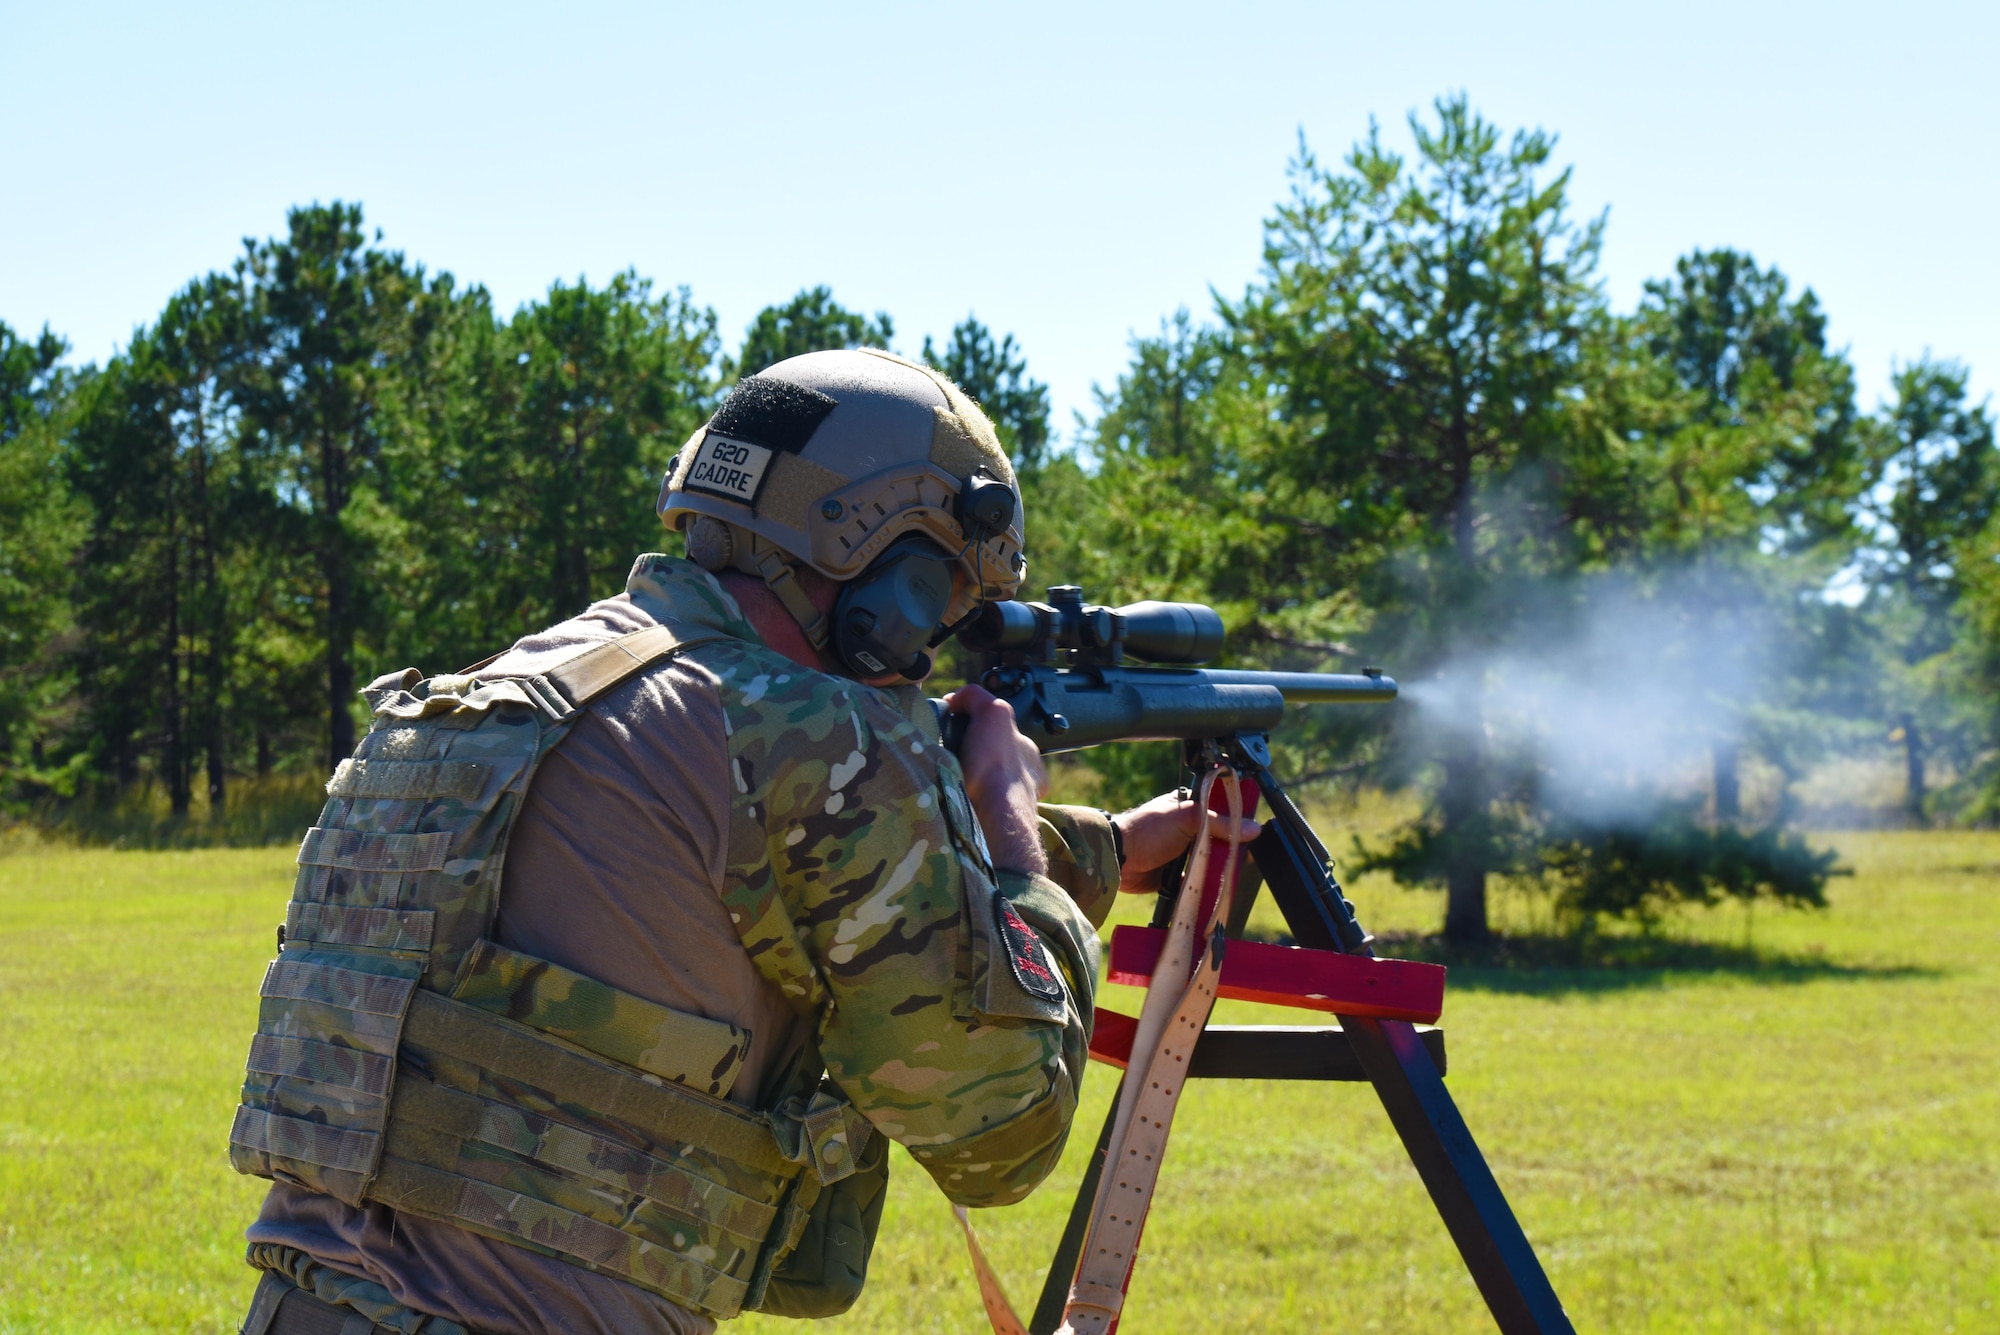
[5,1,1995,439]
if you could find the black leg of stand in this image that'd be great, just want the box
[1030,1078,1123,1335]
[1336,1013,1573,1334]
[1229,735,1573,1335]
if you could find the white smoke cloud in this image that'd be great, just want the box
[1400,570,1775,828]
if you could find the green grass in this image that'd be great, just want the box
[3,831,1997,1332]
[0,847,282,1333]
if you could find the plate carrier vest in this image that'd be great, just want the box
[230,624,883,1319]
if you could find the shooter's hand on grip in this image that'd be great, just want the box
[944,683,1049,877]
[1111,791,1262,895]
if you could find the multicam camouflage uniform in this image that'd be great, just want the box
[233,554,1118,1330]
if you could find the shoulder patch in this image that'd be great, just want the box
[995,896,1064,1003]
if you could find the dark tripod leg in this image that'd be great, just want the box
[1030,1077,1123,1335]
[1337,1013,1573,1334]
[1231,736,1573,1335]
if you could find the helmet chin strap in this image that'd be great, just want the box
[752,546,831,652]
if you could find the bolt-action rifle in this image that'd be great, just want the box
[939,584,1395,753]
[936,586,1574,1335]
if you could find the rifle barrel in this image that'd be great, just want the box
[1198,669,1399,703]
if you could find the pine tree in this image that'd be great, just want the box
[0,321,83,799]
[231,203,458,768]
[730,287,892,379]
[923,317,1051,473]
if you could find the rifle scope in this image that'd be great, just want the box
[958,586,1224,665]
[942,586,1397,754]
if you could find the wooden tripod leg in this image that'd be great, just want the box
[1030,1082,1123,1335]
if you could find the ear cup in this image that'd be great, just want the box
[833,541,956,680]
[685,514,735,572]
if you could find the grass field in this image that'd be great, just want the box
[1,829,1995,1333]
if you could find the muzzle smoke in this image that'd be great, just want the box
[1400,571,1772,827]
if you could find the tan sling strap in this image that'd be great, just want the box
[957,770,1247,1334]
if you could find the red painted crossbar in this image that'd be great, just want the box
[1105,925,1446,1023]
[1089,1007,1144,1068]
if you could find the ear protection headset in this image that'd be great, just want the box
[831,537,957,680]
[829,473,1018,682]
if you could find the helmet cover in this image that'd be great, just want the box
[659,348,1026,623]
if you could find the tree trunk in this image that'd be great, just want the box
[207,728,227,814]
[326,557,355,769]
[1901,712,1926,822]
[564,412,593,613]
[1440,403,1487,942]
[1712,739,1740,823]
[565,538,589,616]
[165,465,191,817]
[322,431,356,770]
[193,411,226,816]
[1440,728,1489,942]
[256,727,273,780]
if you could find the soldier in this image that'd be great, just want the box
[230,348,1253,1335]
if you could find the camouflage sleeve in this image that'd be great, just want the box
[717,664,1098,1208]
[1035,804,1121,928]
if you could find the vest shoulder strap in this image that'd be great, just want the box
[417,622,733,721]
[545,622,731,707]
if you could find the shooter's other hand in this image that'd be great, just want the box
[1110,791,1262,895]
[944,684,1049,878]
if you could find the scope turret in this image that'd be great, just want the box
[958,588,1224,666]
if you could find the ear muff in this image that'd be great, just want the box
[833,538,956,681]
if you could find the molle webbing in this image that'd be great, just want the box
[450,939,749,1096]
[328,758,490,801]
[297,828,452,874]
[400,991,784,1171]
[285,902,436,955]
[248,1034,393,1100]
[263,957,418,1019]
[384,1073,784,1242]
[368,1152,765,1317]
[376,993,815,1313]
[233,1105,379,1177]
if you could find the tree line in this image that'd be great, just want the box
[3,96,1994,939]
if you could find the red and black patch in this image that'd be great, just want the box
[996,897,1064,1002]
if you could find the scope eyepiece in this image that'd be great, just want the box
[960,599,1045,653]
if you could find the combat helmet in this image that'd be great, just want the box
[659,348,1026,676]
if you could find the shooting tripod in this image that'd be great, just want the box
[1018,732,1574,1335]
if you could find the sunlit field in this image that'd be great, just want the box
[2,825,1995,1333]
